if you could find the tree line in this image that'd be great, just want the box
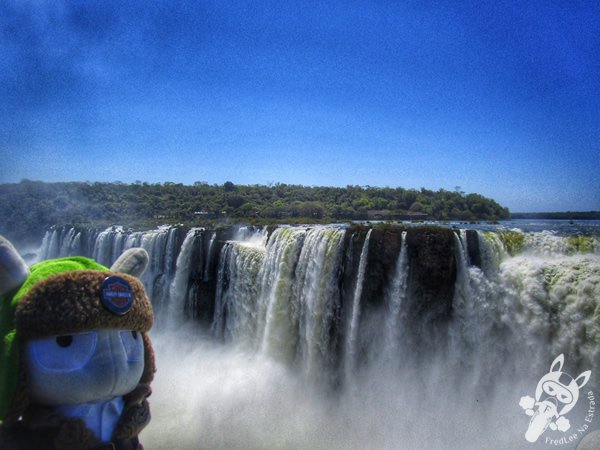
[0,180,509,245]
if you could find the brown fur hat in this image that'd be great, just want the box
[16,270,153,339]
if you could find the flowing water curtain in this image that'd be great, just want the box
[212,243,233,340]
[92,226,129,266]
[256,227,307,364]
[203,232,217,282]
[39,226,79,260]
[166,228,204,329]
[294,227,345,382]
[382,230,408,362]
[212,240,265,343]
[478,231,507,274]
[39,227,61,260]
[211,225,347,382]
[58,227,78,256]
[344,229,371,382]
[137,226,180,317]
[448,231,515,388]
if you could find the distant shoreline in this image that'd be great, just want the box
[510,212,600,220]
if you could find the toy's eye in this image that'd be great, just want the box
[28,332,97,371]
[56,335,73,347]
[120,330,143,362]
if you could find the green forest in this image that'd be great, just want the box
[0,180,509,244]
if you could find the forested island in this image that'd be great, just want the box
[1,180,509,245]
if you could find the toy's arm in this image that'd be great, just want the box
[113,384,152,442]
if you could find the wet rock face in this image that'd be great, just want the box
[341,225,458,364]
[405,227,456,324]
[363,228,403,308]
[193,227,237,325]
[466,229,482,268]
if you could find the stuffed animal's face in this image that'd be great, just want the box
[25,328,145,405]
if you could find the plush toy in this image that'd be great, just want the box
[0,236,155,450]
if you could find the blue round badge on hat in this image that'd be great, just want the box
[101,276,133,315]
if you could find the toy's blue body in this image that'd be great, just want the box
[25,329,145,441]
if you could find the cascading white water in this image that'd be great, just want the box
[254,227,307,363]
[58,228,76,256]
[39,228,60,260]
[166,228,203,330]
[93,226,126,266]
[382,230,408,358]
[344,228,371,381]
[212,240,265,342]
[449,231,512,387]
[203,232,217,282]
[293,227,345,382]
[499,252,600,373]
[139,226,179,314]
[213,226,346,382]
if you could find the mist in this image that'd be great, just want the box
[142,324,533,449]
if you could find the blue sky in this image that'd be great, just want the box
[0,0,598,212]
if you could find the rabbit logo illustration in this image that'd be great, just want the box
[519,354,592,443]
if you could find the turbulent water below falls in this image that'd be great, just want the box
[33,223,600,449]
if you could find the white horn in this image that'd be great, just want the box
[110,248,149,278]
[0,236,30,295]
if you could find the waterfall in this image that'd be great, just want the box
[40,228,60,260]
[344,228,371,380]
[449,231,506,383]
[211,243,232,340]
[93,226,125,266]
[256,227,307,363]
[294,227,345,381]
[478,231,507,274]
[138,226,180,315]
[211,225,346,380]
[382,230,408,358]
[58,228,77,256]
[203,232,217,282]
[212,240,265,343]
[166,228,203,329]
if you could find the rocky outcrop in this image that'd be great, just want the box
[402,226,457,354]
[337,225,458,365]
[363,227,404,308]
[405,226,456,321]
[191,226,238,325]
[466,229,482,268]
